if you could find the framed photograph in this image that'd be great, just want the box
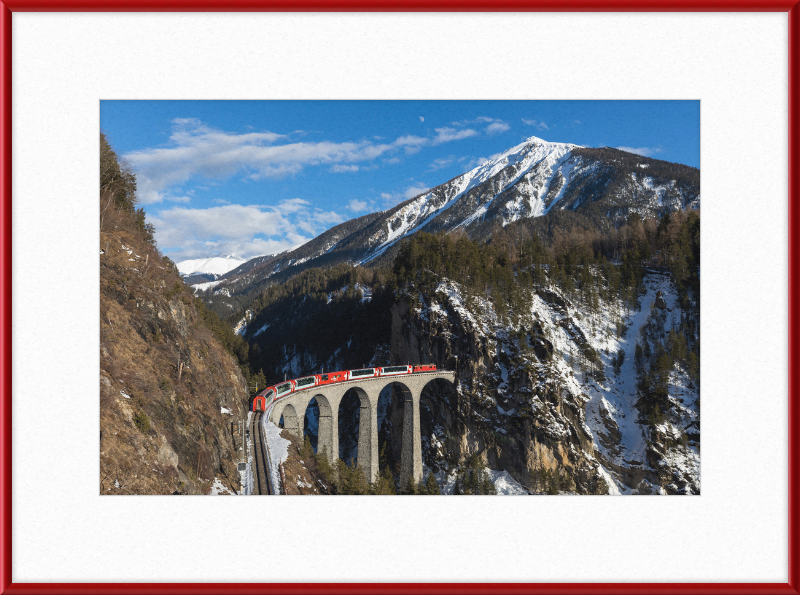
[1,2,797,593]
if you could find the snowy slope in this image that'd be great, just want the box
[350,136,697,265]
[357,136,580,264]
[177,255,246,278]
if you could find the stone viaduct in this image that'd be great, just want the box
[267,371,456,487]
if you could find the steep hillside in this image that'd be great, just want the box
[200,137,699,320]
[100,134,250,495]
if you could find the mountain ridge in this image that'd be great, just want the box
[196,137,699,318]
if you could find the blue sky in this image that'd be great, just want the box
[100,100,699,262]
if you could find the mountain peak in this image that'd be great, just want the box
[524,135,550,145]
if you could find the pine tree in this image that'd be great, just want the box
[401,477,418,495]
[372,466,396,495]
[379,441,390,470]
[547,468,561,495]
[614,349,625,375]
[422,471,440,495]
[480,473,496,495]
[634,342,644,373]
[529,466,543,494]
[314,447,335,491]
[347,461,369,495]
[334,459,349,493]
[301,435,314,461]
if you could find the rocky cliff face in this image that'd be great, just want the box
[100,226,250,495]
[386,274,699,495]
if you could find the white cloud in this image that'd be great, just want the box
[419,116,424,122]
[464,157,489,169]
[616,146,663,157]
[212,198,230,205]
[463,152,502,170]
[330,164,359,173]
[150,201,342,261]
[347,199,373,212]
[378,183,431,208]
[452,116,498,126]
[450,116,509,136]
[394,134,428,147]
[485,122,510,135]
[277,198,310,213]
[432,127,478,144]
[428,156,455,170]
[126,118,481,204]
[404,183,430,199]
[522,118,550,131]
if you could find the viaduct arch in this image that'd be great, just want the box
[269,371,456,487]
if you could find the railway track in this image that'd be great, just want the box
[251,411,271,495]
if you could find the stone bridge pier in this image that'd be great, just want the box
[269,371,455,487]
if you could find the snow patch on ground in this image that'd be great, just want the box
[209,477,232,495]
[191,280,223,293]
[262,412,291,492]
[488,469,529,494]
[252,323,270,337]
[435,467,529,495]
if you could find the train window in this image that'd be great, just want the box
[382,366,408,374]
[276,382,291,395]
[321,375,329,381]
[296,377,315,388]
[265,389,274,399]
[351,368,374,377]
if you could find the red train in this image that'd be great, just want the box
[252,364,438,411]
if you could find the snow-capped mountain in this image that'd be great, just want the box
[201,136,699,310]
[177,255,247,280]
[356,136,581,263]
[349,136,698,266]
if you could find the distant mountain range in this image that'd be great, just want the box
[177,255,247,283]
[192,136,699,314]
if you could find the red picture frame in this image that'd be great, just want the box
[1,2,797,594]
